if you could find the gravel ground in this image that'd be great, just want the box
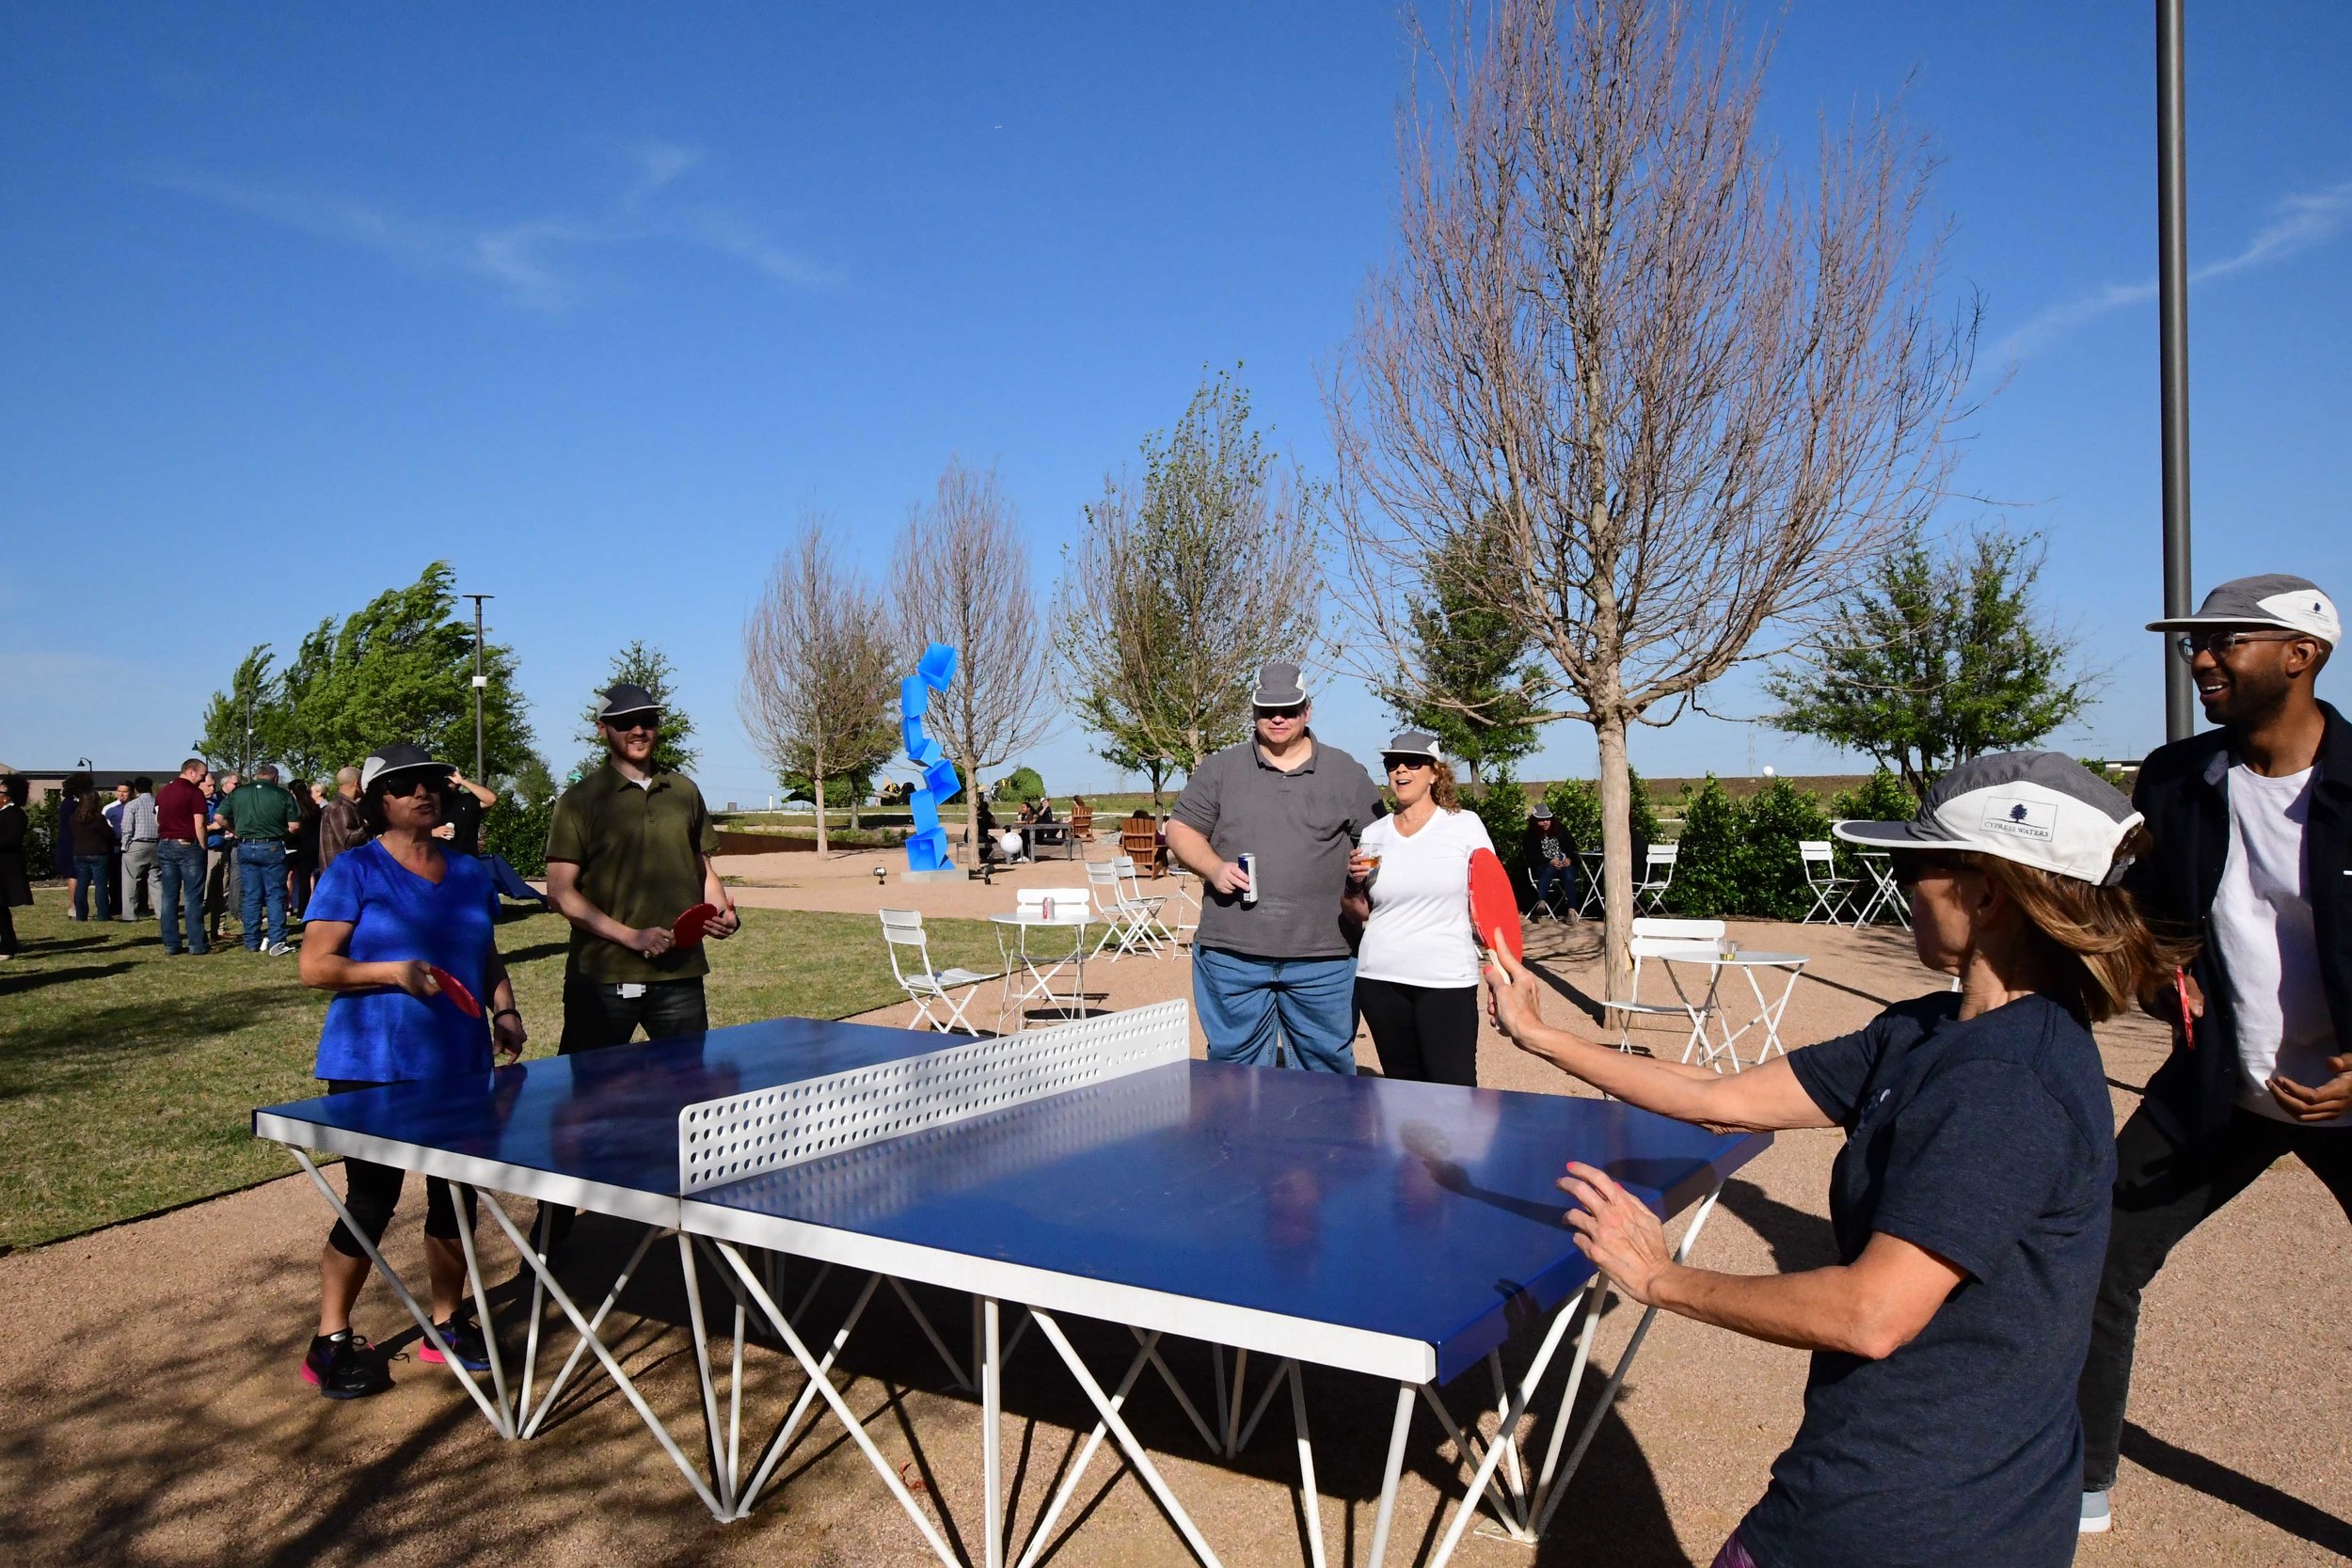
[4,879,2345,1567]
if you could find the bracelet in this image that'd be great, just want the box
[492,1007,521,1022]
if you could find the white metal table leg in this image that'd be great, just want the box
[517,1203,552,1426]
[1286,1362,1327,1568]
[288,1149,509,1436]
[520,1223,662,1439]
[450,1183,517,1437]
[1424,1291,1580,1568]
[732,1272,884,1517]
[715,1244,958,1562]
[982,1297,1004,1568]
[676,1232,735,1514]
[1030,1308,1224,1568]
[1365,1383,1417,1568]
[1011,1329,1163,1568]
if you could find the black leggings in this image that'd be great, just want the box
[324,1080,476,1259]
[1355,977,1481,1086]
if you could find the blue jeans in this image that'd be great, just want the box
[158,842,208,954]
[1192,946,1358,1072]
[1532,861,1575,911]
[72,856,114,921]
[237,840,289,949]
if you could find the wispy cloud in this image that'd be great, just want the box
[149,141,834,310]
[1994,178,2352,362]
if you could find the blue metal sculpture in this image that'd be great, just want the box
[900,642,961,871]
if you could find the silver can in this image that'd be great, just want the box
[1238,851,1259,905]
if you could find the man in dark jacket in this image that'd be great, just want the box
[2078,574,2351,1533]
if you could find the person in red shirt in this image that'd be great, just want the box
[154,758,213,956]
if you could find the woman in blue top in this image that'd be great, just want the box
[1486,753,2192,1568]
[294,742,528,1401]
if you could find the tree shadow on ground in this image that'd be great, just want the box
[2122,1421,2352,1558]
[0,986,316,1100]
[0,961,138,999]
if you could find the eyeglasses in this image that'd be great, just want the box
[1258,705,1307,722]
[2172,630,2297,662]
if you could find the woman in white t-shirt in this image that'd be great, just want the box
[1352,730,1496,1085]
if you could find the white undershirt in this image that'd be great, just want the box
[1356,807,1496,989]
[2212,765,2343,1126]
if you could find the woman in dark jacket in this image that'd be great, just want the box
[0,775,32,957]
[68,790,116,922]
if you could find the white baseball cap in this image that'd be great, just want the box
[2146,573,2338,646]
[1834,751,2142,886]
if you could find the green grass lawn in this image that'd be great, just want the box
[0,893,1001,1253]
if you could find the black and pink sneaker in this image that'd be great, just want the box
[303,1333,392,1400]
[417,1313,492,1373]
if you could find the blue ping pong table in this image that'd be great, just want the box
[255,1001,1767,1568]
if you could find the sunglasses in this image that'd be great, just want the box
[380,775,443,800]
[1889,850,1972,890]
[1258,705,1307,722]
[1384,756,1434,772]
[2171,630,2297,662]
[604,715,660,734]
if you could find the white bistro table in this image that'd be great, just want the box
[992,905,1092,1030]
[1650,946,1808,1072]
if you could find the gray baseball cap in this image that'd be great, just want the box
[1380,730,1444,763]
[2145,573,2339,646]
[596,682,662,722]
[1250,661,1309,708]
[1834,751,2142,886]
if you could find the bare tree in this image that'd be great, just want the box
[1327,0,1978,998]
[739,520,900,854]
[894,457,1057,840]
[1055,368,1325,797]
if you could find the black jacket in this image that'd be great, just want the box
[2126,700,2352,1147]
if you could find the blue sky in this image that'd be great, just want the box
[5,3,2346,800]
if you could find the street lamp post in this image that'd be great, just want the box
[463,594,494,780]
[2156,0,2195,741]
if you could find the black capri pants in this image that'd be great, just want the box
[1355,977,1481,1087]
[324,1079,476,1259]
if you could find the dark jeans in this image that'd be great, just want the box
[72,856,113,921]
[1531,861,1575,912]
[290,855,316,919]
[0,896,17,957]
[559,976,709,1054]
[157,842,208,955]
[1355,976,1481,1086]
[2079,1102,2352,1489]
[237,840,289,949]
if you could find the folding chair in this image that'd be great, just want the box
[1798,841,1859,924]
[1523,864,1568,925]
[878,909,992,1035]
[1083,859,1168,959]
[1111,854,1178,952]
[1575,848,1605,916]
[1600,916,1721,1057]
[1633,843,1679,912]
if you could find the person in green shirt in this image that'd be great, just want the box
[223,763,303,954]
[545,683,739,1052]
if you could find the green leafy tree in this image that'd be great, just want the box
[1768,528,2100,796]
[1828,767,1918,826]
[1738,777,1836,919]
[199,563,533,781]
[1664,777,1748,918]
[578,641,698,778]
[1465,768,1531,880]
[1377,512,1541,785]
[993,766,1045,806]
[503,752,560,811]
[1541,772,1661,863]
[1056,366,1326,777]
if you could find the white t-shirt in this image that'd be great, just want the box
[1356,807,1497,989]
[2212,765,2343,1126]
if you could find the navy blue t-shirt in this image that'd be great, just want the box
[308,839,497,1084]
[1740,991,2114,1568]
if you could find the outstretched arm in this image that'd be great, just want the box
[1485,942,1835,1132]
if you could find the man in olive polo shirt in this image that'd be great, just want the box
[221,763,302,955]
[546,682,739,1052]
[1166,660,1384,1071]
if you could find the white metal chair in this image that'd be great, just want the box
[1601,916,1723,1058]
[997,887,1091,1032]
[878,909,992,1035]
[1111,855,1177,953]
[1798,841,1859,923]
[1084,858,1169,959]
[1576,848,1605,916]
[1165,863,1201,938]
[1633,843,1679,912]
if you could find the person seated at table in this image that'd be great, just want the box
[1484,752,2188,1568]
[294,741,529,1400]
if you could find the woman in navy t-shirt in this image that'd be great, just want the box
[1486,753,2192,1568]
[293,742,528,1401]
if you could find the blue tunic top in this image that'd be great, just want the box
[308,839,497,1084]
[1740,991,2114,1568]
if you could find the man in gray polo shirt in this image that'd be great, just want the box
[1167,660,1384,1071]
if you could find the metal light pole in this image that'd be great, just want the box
[463,594,494,779]
[2157,0,2195,741]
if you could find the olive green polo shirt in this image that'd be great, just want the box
[546,762,722,984]
[220,782,300,843]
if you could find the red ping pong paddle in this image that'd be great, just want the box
[1468,847,1522,965]
[673,902,722,948]
[2174,967,2196,1046]
[425,965,482,1018]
